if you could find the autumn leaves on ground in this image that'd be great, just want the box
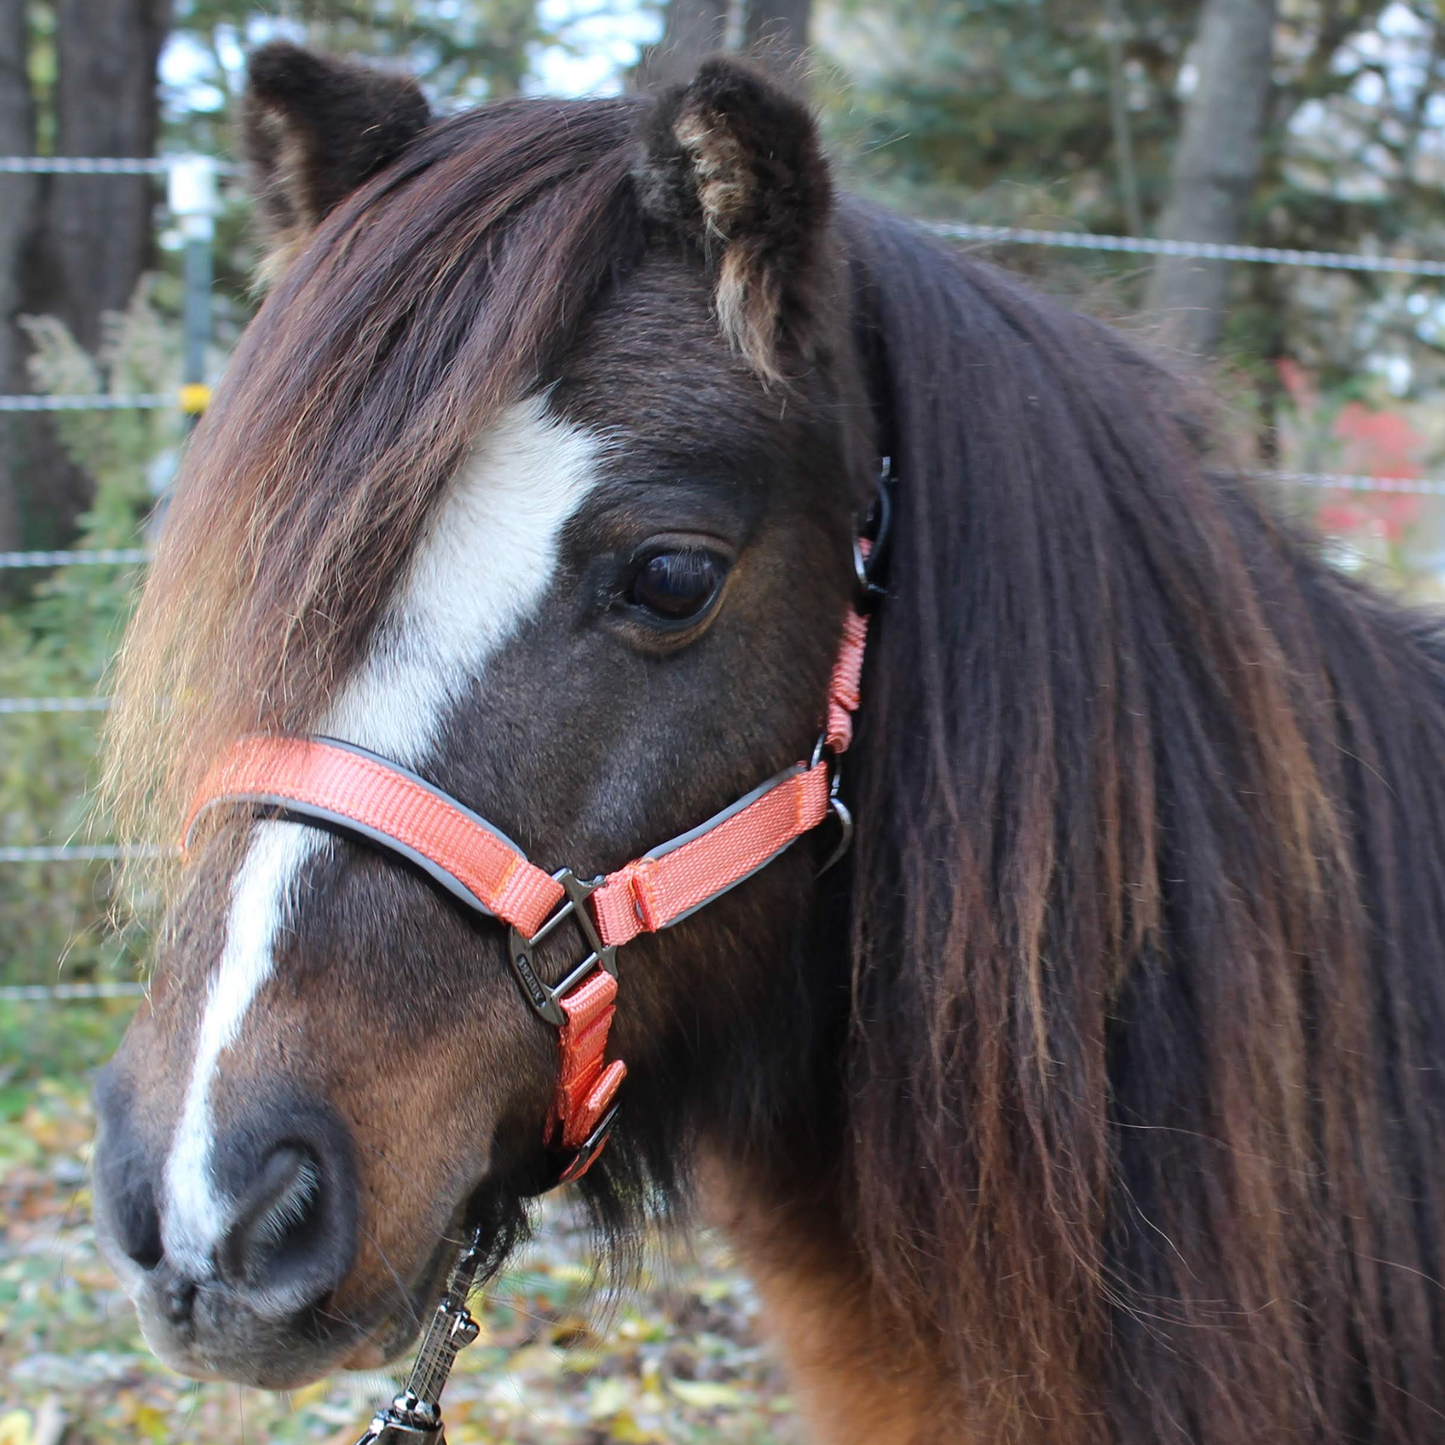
[0,1055,795,1445]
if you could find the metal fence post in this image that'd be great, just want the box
[167,156,219,423]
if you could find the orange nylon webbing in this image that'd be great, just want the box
[548,969,628,1152]
[588,761,833,947]
[184,736,566,936]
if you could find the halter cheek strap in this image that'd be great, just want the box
[183,530,880,1187]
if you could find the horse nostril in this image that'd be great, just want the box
[218,1144,346,1309]
[161,1272,197,1327]
[221,1145,322,1281]
[92,1065,164,1272]
[113,1175,165,1272]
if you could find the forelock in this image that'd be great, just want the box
[105,95,650,902]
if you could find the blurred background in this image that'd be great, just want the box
[4,0,1445,1439]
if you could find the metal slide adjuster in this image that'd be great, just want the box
[854,458,893,608]
[555,1102,622,1186]
[809,733,856,879]
[506,868,618,1029]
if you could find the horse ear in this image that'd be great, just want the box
[240,42,431,281]
[634,58,832,382]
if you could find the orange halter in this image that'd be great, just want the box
[185,489,886,1188]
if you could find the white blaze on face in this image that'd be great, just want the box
[161,397,605,1272]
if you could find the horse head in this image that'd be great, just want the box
[92,45,871,1388]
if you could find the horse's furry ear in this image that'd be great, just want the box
[634,59,832,383]
[240,43,431,282]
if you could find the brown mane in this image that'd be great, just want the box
[105,96,647,870]
[842,206,1445,1441]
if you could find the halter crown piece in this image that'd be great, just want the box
[182,467,890,1444]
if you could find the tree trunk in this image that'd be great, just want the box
[634,0,731,93]
[44,0,169,349]
[0,1,36,553]
[742,0,811,74]
[1145,0,1277,356]
[14,0,170,545]
[634,1,813,93]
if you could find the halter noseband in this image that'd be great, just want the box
[183,479,887,1189]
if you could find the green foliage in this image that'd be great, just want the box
[815,0,1445,404]
[0,284,179,1077]
[817,0,1194,231]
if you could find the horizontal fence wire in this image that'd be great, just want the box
[0,393,170,411]
[0,155,171,174]
[0,980,145,1003]
[1259,469,1445,497]
[0,547,150,568]
[0,697,111,714]
[0,155,234,175]
[0,156,1438,273]
[0,844,162,863]
[930,222,1445,278]
[1,201,1444,1006]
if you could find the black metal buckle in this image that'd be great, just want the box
[554,1103,621,1186]
[809,733,855,878]
[853,458,893,607]
[506,869,618,1028]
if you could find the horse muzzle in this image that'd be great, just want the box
[90,1062,373,1388]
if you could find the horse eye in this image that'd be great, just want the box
[627,549,727,622]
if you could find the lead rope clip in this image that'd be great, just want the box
[353,1229,485,1444]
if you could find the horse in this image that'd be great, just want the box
[90,41,1445,1445]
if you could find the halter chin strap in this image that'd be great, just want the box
[183,511,883,1188]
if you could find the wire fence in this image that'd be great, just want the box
[0,392,171,411]
[0,547,150,569]
[0,155,233,176]
[4,152,1445,263]
[0,844,162,863]
[0,697,111,714]
[0,155,174,175]
[10,157,1445,1003]
[1261,470,1445,497]
[0,980,146,1002]
[932,222,1445,277]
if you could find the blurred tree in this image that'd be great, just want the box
[635,0,730,91]
[171,0,549,103]
[0,0,170,555]
[1146,0,1279,355]
[0,0,569,554]
[0,3,37,553]
[815,0,1445,449]
[817,0,1195,230]
[743,0,811,72]
[162,2,568,213]
[635,0,812,91]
